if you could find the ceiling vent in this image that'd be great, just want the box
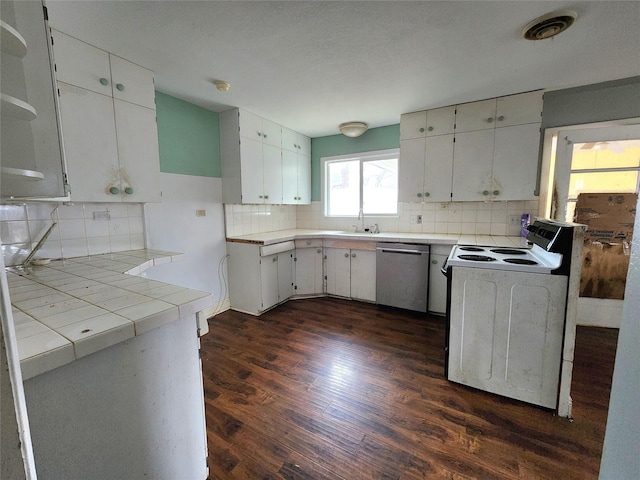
[522,10,577,40]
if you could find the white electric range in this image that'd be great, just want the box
[443,219,580,410]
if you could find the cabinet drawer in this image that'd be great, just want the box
[295,239,323,249]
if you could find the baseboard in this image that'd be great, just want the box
[577,297,623,328]
[197,298,231,335]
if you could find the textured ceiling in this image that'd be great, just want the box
[45,1,640,138]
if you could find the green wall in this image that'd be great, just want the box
[310,124,400,200]
[155,92,221,177]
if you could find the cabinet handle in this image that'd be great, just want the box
[351,253,356,258]
[316,249,322,253]
[263,134,268,139]
[257,132,262,137]
[432,259,438,264]
[424,192,430,197]
[259,195,264,198]
[482,190,489,196]
[116,83,125,91]
[294,144,298,148]
[493,190,500,196]
[427,126,434,131]
[344,253,349,258]
[487,117,494,123]
[264,195,269,199]
[497,115,504,122]
[419,127,425,133]
[417,193,423,198]
[99,78,109,86]
[273,256,278,262]
[109,186,120,195]
[124,187,133,195]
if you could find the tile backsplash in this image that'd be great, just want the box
[223,204,297,237]
[223,200,540,237]
[1,203,145,266]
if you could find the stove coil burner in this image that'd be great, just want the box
[490,248,527,255]
[457,254,497,262]
[459,246,485,252]
[503,258,538,265]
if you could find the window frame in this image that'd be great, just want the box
[321,148,399,217]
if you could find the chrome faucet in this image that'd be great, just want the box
[357,208,365,232]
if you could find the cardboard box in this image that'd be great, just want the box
[575,193,636,299]
[575,193,637,244]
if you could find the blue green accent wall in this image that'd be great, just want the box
[310,124,400,200]
[155,92,221,177]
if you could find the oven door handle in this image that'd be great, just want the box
[440,258,449,276]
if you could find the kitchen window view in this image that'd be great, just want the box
[323,149,399,216]
[565,139,640,222]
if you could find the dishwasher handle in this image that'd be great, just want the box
[377,247,427,255]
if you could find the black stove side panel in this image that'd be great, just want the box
[443,266,453,377]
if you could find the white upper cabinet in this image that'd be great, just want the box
[399,90,543,202]
[452,91,543,202]
[400,111,427,140]
[221,109,310,205]
[51,30,160,202]
[1,0,68,199]
[281,127,311,204]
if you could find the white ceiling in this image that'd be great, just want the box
[45,1,640,138]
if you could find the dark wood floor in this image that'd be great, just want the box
[201,297,618,479]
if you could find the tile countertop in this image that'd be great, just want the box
[8,249,214,380]
[226,229,529,247]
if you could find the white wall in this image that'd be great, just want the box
[143,173,228,310]
[599,196,640,479]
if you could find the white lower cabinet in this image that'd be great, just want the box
[448,267,568,408]
[428,245,452,315]
[325,247,376,302]
[294,240,324,296]
[226,241,294,315]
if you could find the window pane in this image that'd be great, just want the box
[363,158,398,214]
[568,171,638,199]
[572,142,640,170]
[327,160,359,216]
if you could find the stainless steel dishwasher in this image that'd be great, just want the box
[376,243,430,312]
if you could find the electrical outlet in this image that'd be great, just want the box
[508,215,521,226]
[93,211,110,220]
[416,214,423,224]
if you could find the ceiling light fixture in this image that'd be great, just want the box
[339,121,368,138]
[522,10,577,40]
[213,80,230,91]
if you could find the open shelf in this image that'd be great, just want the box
[1,19,27,58]
[1,92,37,121]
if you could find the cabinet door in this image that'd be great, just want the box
[239,137,264,203]
[281,149,298,204]
[496,91,543,128]
[455,98,497,133]
[426,106,456,136]
[350,250,376,302]
[325,248,351,297]
[297,154,311,204]
[423,134,454,201]
[260,254,279,311]
[295,248,324,295]
[398,137,426,202]
[238,110,262,142]
[491,123,540,201]
[261,118,281,148]
[109,55,155,109]
[451,129,494,201]
[51,30,111,96]
[281,127,298,153]
[277,252,294,301]
[297,134,311,157]
[428,254,448,314]
[57,82,120,202]
[113,99,161,202]
[262,143,282,204]
[400,111,427,140]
